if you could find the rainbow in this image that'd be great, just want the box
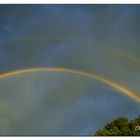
[3,35,94,46]
[0,67,140,103]
[7,36,140,69]
[107,47,140,67]
[5,35,140,69]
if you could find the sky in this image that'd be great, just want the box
[0,4,140,135]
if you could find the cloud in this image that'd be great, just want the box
[0,5,140,135]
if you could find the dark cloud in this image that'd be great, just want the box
[0,5,140,135]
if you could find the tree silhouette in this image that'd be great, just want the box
[94,115,140,136]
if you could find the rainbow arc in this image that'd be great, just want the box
[0,67,140,103]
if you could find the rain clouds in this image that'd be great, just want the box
[0,5,140,135]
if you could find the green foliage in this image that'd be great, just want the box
[94,115,140,136]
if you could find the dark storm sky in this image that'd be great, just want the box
[0,5,140,135]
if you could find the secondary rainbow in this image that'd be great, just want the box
[107,47,140,67]
[0,67,140,103]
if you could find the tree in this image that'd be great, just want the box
[94,115,140,136]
